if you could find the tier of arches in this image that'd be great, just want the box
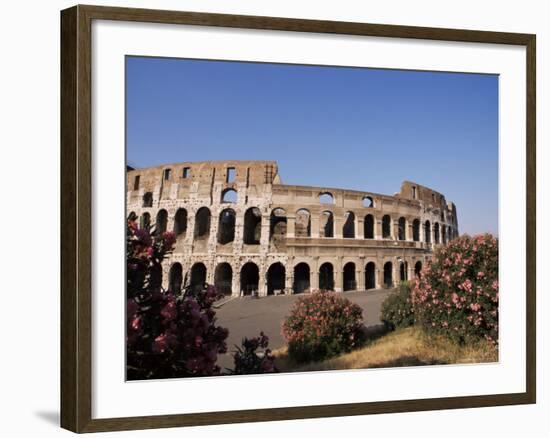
[164,258,425,297]
[128,206,456,248]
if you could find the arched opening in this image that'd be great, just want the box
[174,208,187,237]
[398,217,406,241]
[343,211,355,238]
[149,264,162,291]
[293,263,310,294]
[399,261,408,282]
[190,263,207,291]
[270,208,287,250]
[127,211,137,221]
[168,263,183,295]
[365,262,376,290]
[363,196,374,208]
[383,262,393,288]
[140,212,151,229]
[295,209,311,237]
[221,188,237,204]
[382,215,392,238]
[142,192,153,208]
[240,262,259,296]
[343,262,356,291]
[434,222,440,244]
[413,219,420,242]
[155,209,168,235]
[217,208,236,244]
[319,262,335,291]
[442,225,447,244]
[364,214,374,239]
[214,263,232,296]
[194,207,211,239]
[319,192,334,204]
[320,211,334,238]
[414,261,423,278]
[424,220,431,243]
[267,262,285,295]
[243,207,262,245]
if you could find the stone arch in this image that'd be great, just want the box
[173,208,187,237]
[240,262,259,295]
[270,208,287,249]
[295,208,311,237]
[221,188,237,204]
[382,215,392,238]
[442,225,447,244]
[434,222,440,244]
[142,192,153,208]
[364,214,374,239]
[414,261,423,277]
[149,263,162,291]
[155,209,168,235]
[190,262,207,290]
[127,211,137,221]
[383,261,393,288]
[413,219,420,242]
[243,207,262,244]
[343,262,357,291]
[214,262,232,296]
[398,217,407,241]
[217,208,236,244]
[424,220,431,243]
[140,212,151,229]
[293,262,310,294]
[319,262,335,291]
[194,207,211,239]
[267,262,286,295]
[168,263,183,295]
[365,261,376,290]
[399,261,408,282]
[319,192,334,204]
[343,211,355,238]
[320,210,334,238]
[363,196,374,208]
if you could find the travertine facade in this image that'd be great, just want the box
[127,160,459,296]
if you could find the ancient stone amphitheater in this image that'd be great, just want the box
[126,160,458,296]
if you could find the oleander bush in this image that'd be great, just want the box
[126,219,229,380]
[282,290,366,363]
[380,281,415,330]
[231,332,278,375]
[411,234,499,346]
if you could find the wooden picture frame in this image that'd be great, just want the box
[60,4,536,433]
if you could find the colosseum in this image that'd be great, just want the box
[126,160,459,297]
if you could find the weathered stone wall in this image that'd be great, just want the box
[127,160,459,297]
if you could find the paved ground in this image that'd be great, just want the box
[215,288,394,370]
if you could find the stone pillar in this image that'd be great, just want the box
[357,267,365,291]
[260,214,270,251]
[184,209,196,250]
[233,210,244,254]
[334,259,343,292]
[286,215,296,238]
[375,218,383,239]
[311,270,319,290]
[408,222,414,241]
[357,217,363,239]
[375,267,382,289]
[287,263,294,295]
[393,219,400,240]
[207,209,219,252]
[258,267,267,297]
[311,215,320,238]
[231,267,240,297]
[334,214,343,239]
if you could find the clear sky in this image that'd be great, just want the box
[126,56,498,235]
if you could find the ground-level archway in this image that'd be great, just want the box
[267,262,285,295]
[190,262,207,291]
[383,262,393,288]
[365,262,376,290]
[414,261,423,277]
[293,263,310,294]
[343,262,356,291]
[319,262,335,291]
[214,263,232,296]
[168,263,183,295]
[240,262,259,296]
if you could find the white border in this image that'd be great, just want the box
[92,20,526,419]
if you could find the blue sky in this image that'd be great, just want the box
[126,56,498,235]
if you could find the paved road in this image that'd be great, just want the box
[215,288,393,370]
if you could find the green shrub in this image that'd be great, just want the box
[380,282,415,330]
[411,234,499,345]
[282,291,366,363]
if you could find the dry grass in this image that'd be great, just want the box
[273,326,498,373]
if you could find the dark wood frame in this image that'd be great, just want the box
[61,4,536,433]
